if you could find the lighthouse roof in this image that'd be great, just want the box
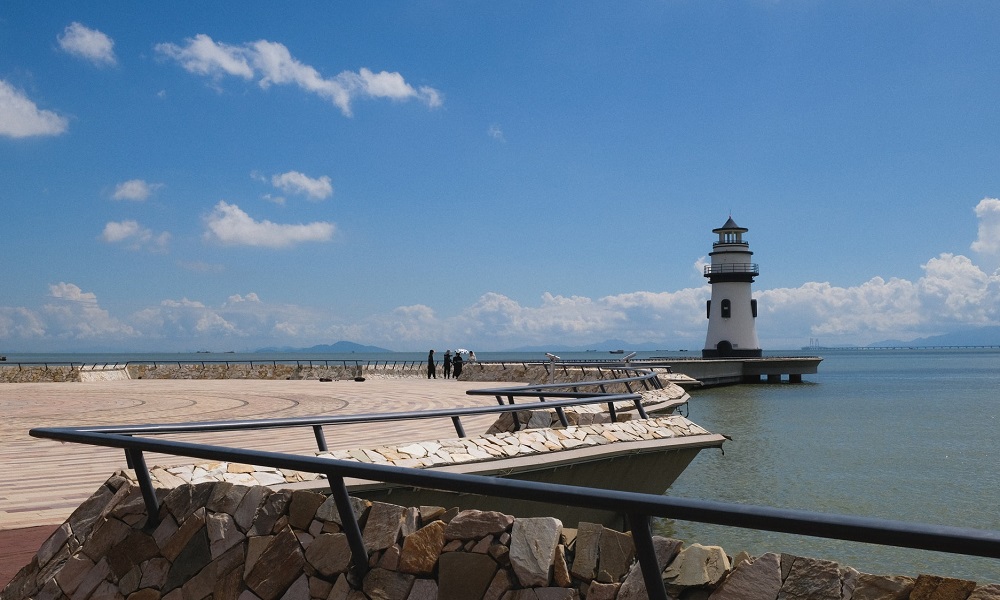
[713,216,748,233]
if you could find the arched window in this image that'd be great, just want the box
[721,299,731,318]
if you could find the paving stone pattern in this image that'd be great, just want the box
[139,414,710,488]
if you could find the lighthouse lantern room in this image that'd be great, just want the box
[702,217,762,358]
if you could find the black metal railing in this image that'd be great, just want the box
[467,370,674,425]
[703,263,759,276]
[28,420,1000,600]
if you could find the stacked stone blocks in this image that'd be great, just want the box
[4,475,997,600]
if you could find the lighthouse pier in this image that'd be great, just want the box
[639,356,823,387]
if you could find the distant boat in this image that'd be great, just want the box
[0,356,6,361]
[609,349,624,354]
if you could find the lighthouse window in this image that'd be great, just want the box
[751,299,758,318]
[706,300,711,319]
[721,299,731,318]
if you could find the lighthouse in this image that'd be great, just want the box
[703,217,762,358]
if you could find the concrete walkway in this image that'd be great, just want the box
[0,378,500,585]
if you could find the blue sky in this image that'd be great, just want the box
[3,2,1000,352]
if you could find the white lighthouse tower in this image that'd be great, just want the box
[703,217,762,358]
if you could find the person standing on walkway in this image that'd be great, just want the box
[427,349,436,379]
[443,350,452,379]
[452,352,463,379]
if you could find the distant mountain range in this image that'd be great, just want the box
[254,339,682,354]
[255,341,393,353]
[503,339,679,352]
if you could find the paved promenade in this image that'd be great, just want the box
[0,378,500,585]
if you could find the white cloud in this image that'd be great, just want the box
[0,307,46,338]
[227,293,261,304]
[971,198,1000,255]
[112,179,162,201]
[10,198,1000,350]
[101,220,170,253]
[156,35,442,116]
[154,34,253,79]
[58,22,117,66]
[488,124,505,141]
[271,171,333,200]
[0,80,69,138]
[203,201,334,247]
[43,283,137,340]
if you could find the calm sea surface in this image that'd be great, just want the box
[662,348,1000,583]
[3,348,997,581]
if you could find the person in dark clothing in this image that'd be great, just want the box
[452,352,463,379]
[443,350,452,379]
[427,349,436,379]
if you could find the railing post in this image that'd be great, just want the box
[313,425,329,452]
[126,448,161,528]
[451,416,467,438]
[607,402,618,422]
[328,475,369,581]
[632,398,648,419]
[555,407,569,427]
[124,435,134,468]
[628,513,669,600]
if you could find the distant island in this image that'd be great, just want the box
[504,339,671,353]
[255,341,393,353]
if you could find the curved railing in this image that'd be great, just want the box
[30,391,1000,600]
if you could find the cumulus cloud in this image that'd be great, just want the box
[155,35,442,116]
[0,80,69,138]
[0,306,46,339]
[10,198,1000,350]
[971,198,1000,255]
[203,201,334,247]
[100,220,170,253]
[271,171,333,200]
[227,293,261,303]
[43,283,137,340]
[57,22,116,66]
[112,179,162,201]
[154,33,253,79]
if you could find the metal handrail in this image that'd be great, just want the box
[28,424,1000,600]
[70,392,650,447]
[703,263,759,276]
[465,370,668,423]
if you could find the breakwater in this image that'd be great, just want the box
[0,362,656,385]
[4,474,995,600]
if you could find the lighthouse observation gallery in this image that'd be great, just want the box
[703,217,763,358]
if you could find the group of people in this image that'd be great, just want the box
[426,348,475,379]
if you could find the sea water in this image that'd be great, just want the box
[662,348,1000,583]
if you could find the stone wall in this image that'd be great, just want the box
[3,475,996,600]
[0,363,672,387]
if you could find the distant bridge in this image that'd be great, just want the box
[803,345,1000,351]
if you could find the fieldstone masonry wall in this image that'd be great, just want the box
[3,475,998,600]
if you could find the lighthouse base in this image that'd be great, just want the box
[701,348,763,358]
